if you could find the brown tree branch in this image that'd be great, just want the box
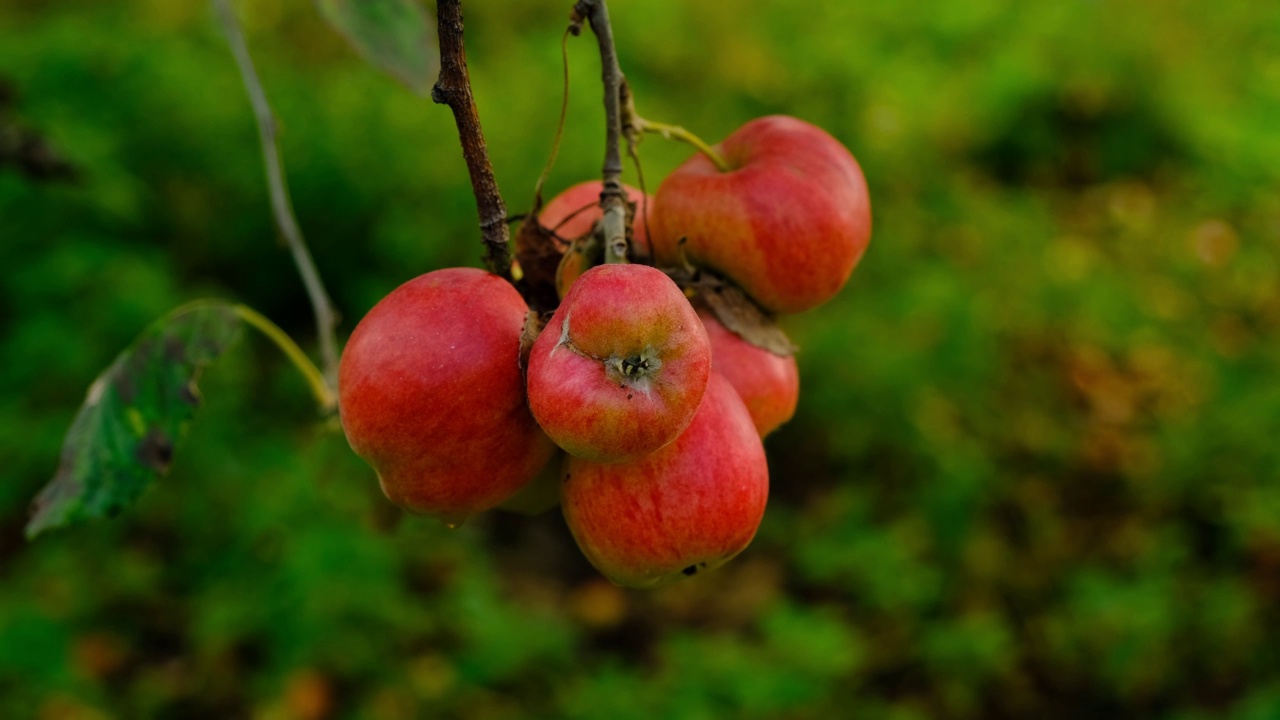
[570,0,629,264]
[433,0,512,279]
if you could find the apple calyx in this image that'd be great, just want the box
[605,348,662,385]
[548,312,664,395]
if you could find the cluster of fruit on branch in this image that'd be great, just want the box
[338,114,871,588]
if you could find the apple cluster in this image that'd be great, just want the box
[337,116,871,588]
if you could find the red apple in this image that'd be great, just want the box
[650,115,871,314]
[562,373,770,588]
[699,308,799,437]
[338,268,555,525]
[540,181,653,298]
[526,263,711,464]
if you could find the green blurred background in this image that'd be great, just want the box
[3,0,1279,717]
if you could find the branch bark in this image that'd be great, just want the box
[213,0,341,398]
[571,0,629,264]
[433,0,513,278]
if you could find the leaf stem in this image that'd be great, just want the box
[433,0,514,279]
[213,0,342,393]
[232,304,338,412]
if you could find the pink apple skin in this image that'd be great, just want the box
[542,181,653,298]
[562,373,770,588]
[527,264,711,464]
[650,115,872,314]
[338,268,555,525]
[699,309,799,437]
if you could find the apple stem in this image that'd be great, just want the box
[571,0,630,265]
[433,0,514,280]
[616,76,732,173]
[213,0,342,395]
[640,120,732,173]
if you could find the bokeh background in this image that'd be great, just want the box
[3,0,1280,717]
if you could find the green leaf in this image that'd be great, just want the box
[26,301,244,539]
[317,0,439,96]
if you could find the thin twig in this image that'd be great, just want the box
[532,27,574,205]
[213,0,341,395]
[618,80,650,254]
[571,0,629,264]
[433,0,513,278]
